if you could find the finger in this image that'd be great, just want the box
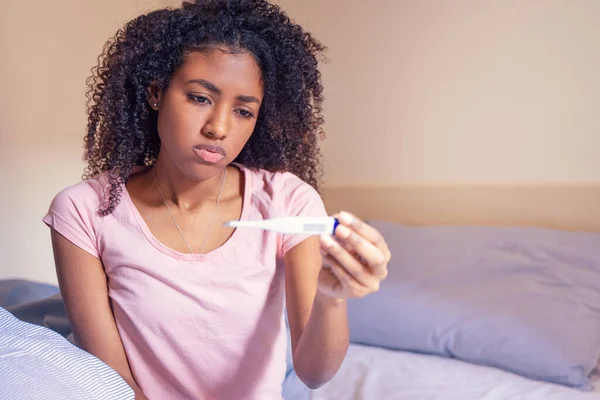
[321,235,377,287]
[338,211,391,261]
[322,255,373,297]
[333,224,387,274]
[323,243,363,267]
[337,211,384,247]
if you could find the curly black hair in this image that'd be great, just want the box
[84,0,327,215]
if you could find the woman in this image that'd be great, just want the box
[44,1,391,399]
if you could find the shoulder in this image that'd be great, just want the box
[43,172,114,258]
[242,166,326,217]
[245,166,319,199]
[48,172,110,216]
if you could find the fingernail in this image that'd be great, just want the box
[320,234,335,247]
[339,211,353,224]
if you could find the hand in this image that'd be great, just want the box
[318,211,391,300]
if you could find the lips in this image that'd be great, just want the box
[193,144,226,164]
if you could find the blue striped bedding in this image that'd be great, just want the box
[0,306,134,399]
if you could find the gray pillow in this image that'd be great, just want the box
[347,221,600,390]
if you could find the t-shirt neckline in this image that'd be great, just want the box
[121,164,252,261]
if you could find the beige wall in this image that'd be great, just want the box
[0,0,177,284]
[277,0,600,186]
[1,0,599,284]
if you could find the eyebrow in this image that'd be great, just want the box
[185,79,261,105]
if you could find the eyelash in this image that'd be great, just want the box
[237,109,255,119]
[190,95,210,105]
[188,95,255,119]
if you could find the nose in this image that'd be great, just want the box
[202,105,229,140]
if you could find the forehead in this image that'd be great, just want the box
[174,49,264,96]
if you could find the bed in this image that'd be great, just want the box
[312,344,600,400]
[2,185,600,400]
[311,185,600,400]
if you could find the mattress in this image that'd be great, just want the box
[311,344,600,400]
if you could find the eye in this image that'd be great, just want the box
[189,95,211,104]
[236,109,255,119]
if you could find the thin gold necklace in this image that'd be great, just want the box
[152,168,227,254]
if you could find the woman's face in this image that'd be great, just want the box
[149,47,264,180]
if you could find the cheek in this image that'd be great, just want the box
[231,122,257,149]
[157,107,199,146]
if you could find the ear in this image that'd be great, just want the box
[147,82,163,110]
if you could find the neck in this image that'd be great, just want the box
[152,157,226,211]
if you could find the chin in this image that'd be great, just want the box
[180,162,227,181]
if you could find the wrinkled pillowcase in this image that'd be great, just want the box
[347,221,600,390]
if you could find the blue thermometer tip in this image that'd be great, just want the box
[332,218,340,234]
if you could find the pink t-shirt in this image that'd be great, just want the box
[42,165,327,400]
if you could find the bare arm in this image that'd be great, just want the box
[284,236,350,389]
[284,212,391,389]
[50,229,147,400]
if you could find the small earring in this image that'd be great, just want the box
[153,103,158,108]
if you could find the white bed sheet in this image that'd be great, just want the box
[311,344,600,400]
